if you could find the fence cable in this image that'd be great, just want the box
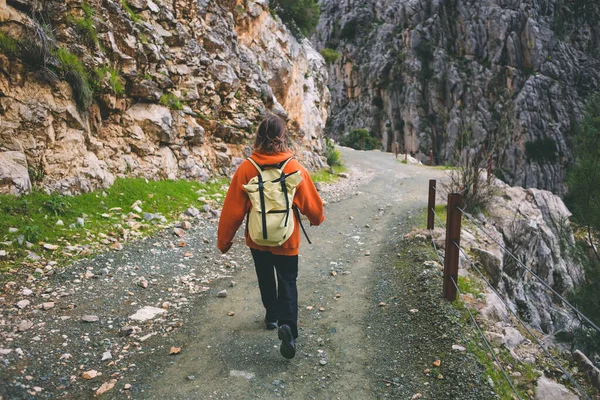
[453,242,591,400]
[431,207,446,230]
[456,206,600,335]
[449,276,523,400]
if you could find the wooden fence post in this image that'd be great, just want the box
[443,193,463,301]
[427,180,436,230]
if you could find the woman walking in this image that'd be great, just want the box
[217,114,325,359]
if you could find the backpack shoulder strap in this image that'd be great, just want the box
[247,157,263,174]
[280,157,294,171]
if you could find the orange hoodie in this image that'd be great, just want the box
[217,151,325,256]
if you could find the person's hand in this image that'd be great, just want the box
[219,242,232,254]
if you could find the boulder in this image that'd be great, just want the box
[208,60,240,93]
[130,79,162,102]
[0,151,31,195]
[471,247,503,286]
[534,376,578,400]
[126,104,174,143]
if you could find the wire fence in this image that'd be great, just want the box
[457,206,600,335]
[449,276,523,400]
[426,181,594,399]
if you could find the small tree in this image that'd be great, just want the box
[441,127,499,213]
[568,94,600,260]
[339,129,380,151]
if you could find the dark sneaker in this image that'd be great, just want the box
[278,324,296,359]
[264,318,277,331]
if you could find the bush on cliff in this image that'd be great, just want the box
[269,0,320,37]
[320,48,340,64]
[55,47,93,110]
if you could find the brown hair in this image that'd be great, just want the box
[254,114,289,154]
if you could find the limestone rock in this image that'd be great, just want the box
[315,0,600,195]
[0,0,329,196]
[126,104,174,143]
[0,151,31,195]
[534,376,578,400]
[129,306,166,322]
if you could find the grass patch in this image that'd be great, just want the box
[121,0,141,23]
[95,66,124,96]
[466,339,538,399]
[310,165,347,184]
[457,275,484,297]
[74,1,98,47]
[0,32,19,58]
[0,178,228,275]
[55,47,93,110]
[160,93,183,110]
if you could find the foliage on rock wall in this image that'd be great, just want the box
[319,48,339,64]
[269,0,320,37]
[568,94,600,237]
[566,93,600,358]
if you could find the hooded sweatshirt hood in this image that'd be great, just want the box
[249,151,294,166]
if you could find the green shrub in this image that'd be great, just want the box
[340,19,359,40]
[75,17,98,46]
[0,32,18,58]
[160,93,183,110]
[415,40,434,80]
[22,225,42,243]
[525,137,558,164]
[44,195,71,216]
[81,0,94,18]
[324,138,342,167]
[320,48,340,64]
[339,128,380,151]
[55,47,93,110]
[269,0,320,37]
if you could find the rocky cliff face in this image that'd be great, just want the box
[427,176,583,335]
[315,0,600,195]
[0,0,329,195]
[464,179,583,335]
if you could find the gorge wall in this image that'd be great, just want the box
[0,0,329,195]
[314,0,600,195]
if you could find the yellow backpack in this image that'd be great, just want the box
[243,157,303,246]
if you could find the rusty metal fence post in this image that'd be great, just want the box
[427,180,436,230]
[443,193,463,301]
[487,155,493,183]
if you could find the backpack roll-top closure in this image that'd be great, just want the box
[243,157,302,246]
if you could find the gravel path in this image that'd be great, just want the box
[1,148,496,399]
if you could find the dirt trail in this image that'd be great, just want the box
[138,149,494,399]
[1,148,496,400]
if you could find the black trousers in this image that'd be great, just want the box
[250,248,299,339]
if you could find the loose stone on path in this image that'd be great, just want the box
[81,315,99,323]
[128,306,166,322]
